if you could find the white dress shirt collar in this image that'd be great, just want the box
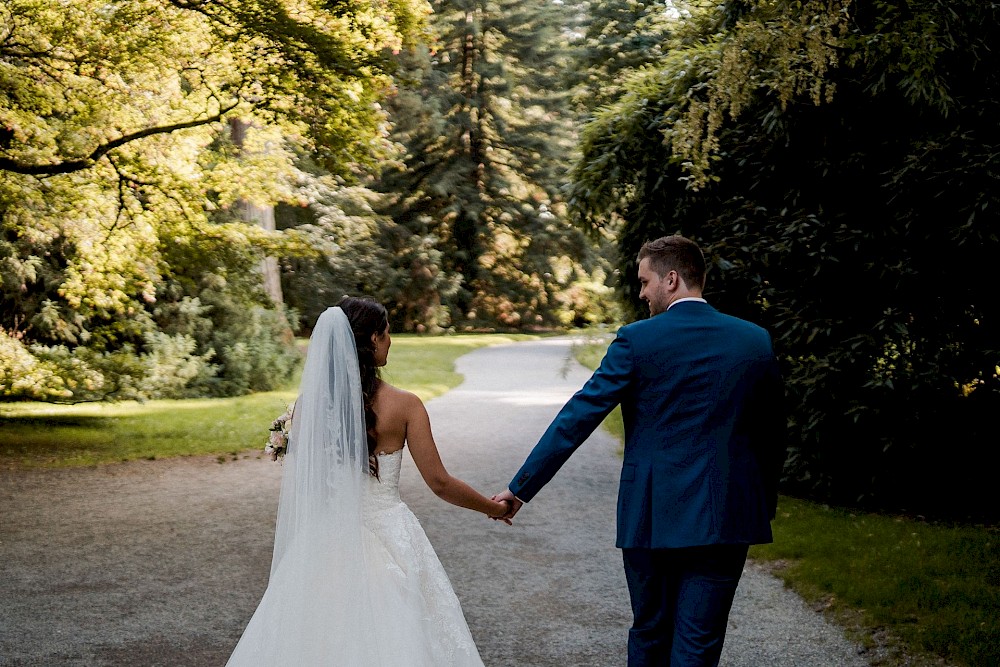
[666,297,708,311]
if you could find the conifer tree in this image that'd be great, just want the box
[572,0,677,110]
[376,0,612,330]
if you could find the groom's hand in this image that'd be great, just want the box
[491,489,523,523]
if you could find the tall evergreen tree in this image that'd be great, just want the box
[375,0,613,330]
[571,0,678,110]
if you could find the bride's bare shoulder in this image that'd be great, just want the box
[376,382,423,411]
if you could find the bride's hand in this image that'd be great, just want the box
[491,489,522,523]
[488,499,513,525]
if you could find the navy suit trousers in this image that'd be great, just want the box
[622,544,749,667]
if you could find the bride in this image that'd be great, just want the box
[227,297,510,666]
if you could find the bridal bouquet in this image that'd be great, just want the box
[264,402,295,461]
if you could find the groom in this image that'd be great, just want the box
[496,235,786,667]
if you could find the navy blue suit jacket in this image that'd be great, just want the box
[509,301,786,549]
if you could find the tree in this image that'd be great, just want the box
[275,176,407,331]
[569,0,1000,519]
[1,0,429,401]
[571,0,678,110]
[371,0,615,331]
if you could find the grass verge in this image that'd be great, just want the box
[0,333,536,469]
[572,338,998,667]
[752,499,997,667]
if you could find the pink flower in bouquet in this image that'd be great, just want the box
[264,402,294,461]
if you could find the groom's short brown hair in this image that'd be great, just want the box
[637,236,706,290]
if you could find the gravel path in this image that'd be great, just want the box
[0,337,871,666]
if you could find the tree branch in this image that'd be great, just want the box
[0,98,240,176]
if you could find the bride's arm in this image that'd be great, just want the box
[404,393,509,519]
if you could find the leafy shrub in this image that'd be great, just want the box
[569,0,1000,520]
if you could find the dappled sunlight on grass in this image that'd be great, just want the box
[0,333,538,468]
[0,391,298,419]
[0,391,296,468]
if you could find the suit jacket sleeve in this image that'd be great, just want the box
[508,332,633,502]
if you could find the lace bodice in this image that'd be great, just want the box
[365,450,404,513]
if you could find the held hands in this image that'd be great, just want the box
[489,489,523,525]
[487,498,513,525]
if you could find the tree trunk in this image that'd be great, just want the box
[230,118,284,306]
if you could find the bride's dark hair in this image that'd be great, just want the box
[337,296,389,478]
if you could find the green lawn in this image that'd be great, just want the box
[573,338,999,667]
[0,332,535,468]
[753,499,998,667]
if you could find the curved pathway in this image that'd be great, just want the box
[0,338,870,666]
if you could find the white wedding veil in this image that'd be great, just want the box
[270,306,367,575]
[227,306,378,665]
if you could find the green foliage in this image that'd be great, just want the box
[275,178,414,330]
[0,325,214,402]
[569,0,1000,519]
[0,0,430,177]
[752,497,1000,667]
[1,0,430,402]
[571,0,678,110]
[367,0,617,331]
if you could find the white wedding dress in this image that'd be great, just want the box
[227,307,484,666]
[227,450,485,666]
[360,450,484,665]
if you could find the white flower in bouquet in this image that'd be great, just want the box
[264,402,295,461]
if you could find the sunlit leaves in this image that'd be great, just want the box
[1,0,431,401]
[1,0,240,173]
